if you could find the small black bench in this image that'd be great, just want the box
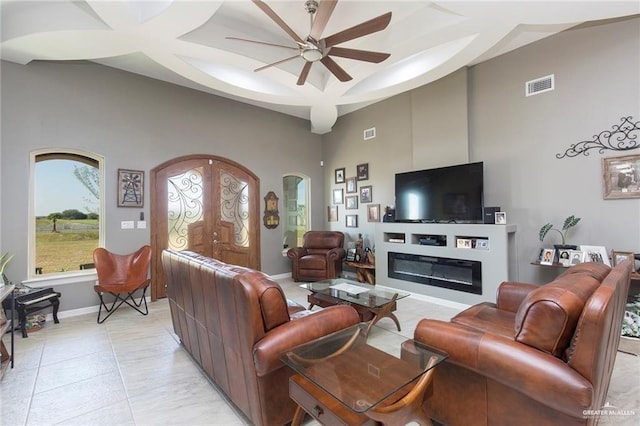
[2,287,61,337]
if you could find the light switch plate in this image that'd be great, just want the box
[121,221,134,229]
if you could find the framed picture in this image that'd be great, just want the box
[335,167,345,184]
[558,249,572,267]
[346,248,356,261]
[540,248,556,265]
[346,214,358,228]
[360,185,372,203]
[456,238,472,249]
[357,163,369,181]
[327,206,338,222]
[569,250,585,266]
[117,169,144,207]
[579,245,611,266]
[332,188,344,204]
[495,211,507,224]
[602,154,640,199]
[611,250,634,266]
[345,195,358,210]
[367,204,380,222]
[346,177,357,194]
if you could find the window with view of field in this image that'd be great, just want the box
[33,152,103,276]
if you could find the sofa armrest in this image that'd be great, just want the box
[326,247,346,261]
[413,319,593,418]
[495,281,540,312]
[253,305,360,376]
[287,247,308,260]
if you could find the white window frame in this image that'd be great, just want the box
[26,148,105,287]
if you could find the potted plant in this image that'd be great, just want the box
[539,215,581,250]
[0,252,14,286]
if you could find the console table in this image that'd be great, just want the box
[344,261,376,284]
[0,285,15,381]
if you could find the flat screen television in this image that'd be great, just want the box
[394,162,484,223]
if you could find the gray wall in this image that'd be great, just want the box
[1,61,322,310]
[323,16,640,285]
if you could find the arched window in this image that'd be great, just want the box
[282,174,309,248]
[30,149,104,277]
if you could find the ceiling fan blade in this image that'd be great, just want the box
[323,11,392,47]
[255,55,300,72]
[320,56,352,82]
[309,0,338,40]
[252,0,304,44]
[328,47,390,63]
[226,37,298,51]
[297,62,313,86]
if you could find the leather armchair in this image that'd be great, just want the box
[402,261,632,426]
[287,231,345,282]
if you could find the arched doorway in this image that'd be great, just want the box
[150,155,260,300]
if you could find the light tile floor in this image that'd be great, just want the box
[1,278,638,425]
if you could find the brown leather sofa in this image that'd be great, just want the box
[287,231,346,281]
[402,260,632,426]
[162,250,360,426]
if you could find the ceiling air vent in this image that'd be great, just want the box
[363,127,376,140]
[526,74,554,96]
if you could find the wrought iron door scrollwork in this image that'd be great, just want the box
[557,116,639,159]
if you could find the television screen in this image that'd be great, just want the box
[394,162,484,223]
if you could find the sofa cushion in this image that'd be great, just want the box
[557,261,611,282]
[299,254,327,270]
[514,274,600,357]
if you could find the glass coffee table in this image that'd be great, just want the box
[281,323,448,425]
[301,278,409,335]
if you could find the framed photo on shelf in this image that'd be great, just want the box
[456,238,472,249]
[327,206,338,222]
[346,177,357,194]
[558,249,572,266]
[569,250,585,266]
[367,204,380,222]
[346,214,358,228]
[611,250,634,266]
[335,168,345,184]
[579,245,611,266]
[346,248,356,261]
[360,185,372,203]
[495,212,507,224]
[345,195,358,210]
[117,169,144,207]
[332,188,344,204]
[602,154,640,199]
[540,248,556,265]
[357,163,369,181]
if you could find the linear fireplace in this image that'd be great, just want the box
[388,252,482,295]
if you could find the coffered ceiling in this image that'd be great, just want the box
[1,1,638,133]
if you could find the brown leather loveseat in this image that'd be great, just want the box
[162,250,360,426]
[403,261,632,425]
[287,231,346,281]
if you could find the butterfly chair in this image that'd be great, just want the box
[93,245,152,324]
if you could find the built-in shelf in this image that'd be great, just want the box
[376,223,518,305]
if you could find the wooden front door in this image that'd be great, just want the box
[150,155,260,300]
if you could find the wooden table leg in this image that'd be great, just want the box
[291,404,305,426]
[365,294,400,336]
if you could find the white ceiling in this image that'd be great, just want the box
[1,1,638,133]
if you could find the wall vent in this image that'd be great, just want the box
[526,74,554,96]
[363,127,376,140]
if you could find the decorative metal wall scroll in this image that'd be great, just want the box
[556,116,639,159]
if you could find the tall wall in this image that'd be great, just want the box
[1,61,322,310]
[322,16,640,286]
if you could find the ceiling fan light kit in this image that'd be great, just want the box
[234,0,391,85]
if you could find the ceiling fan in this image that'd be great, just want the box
[226,0,392,85]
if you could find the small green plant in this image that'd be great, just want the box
[622,295,640,337]
[0,252,14,285]
[539,215,581,245]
